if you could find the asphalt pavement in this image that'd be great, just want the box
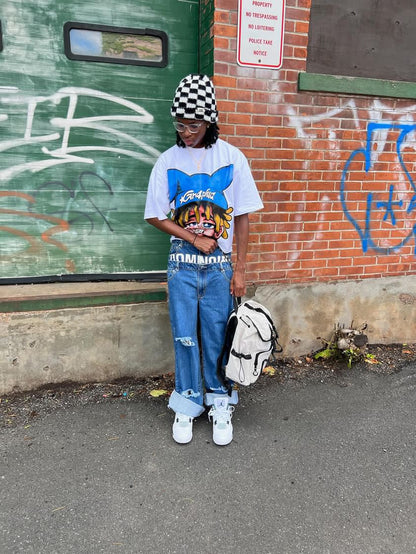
[2,364,416,554]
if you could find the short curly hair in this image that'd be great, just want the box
[175,123,220,149]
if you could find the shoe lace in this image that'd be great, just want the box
[208,405,235,424]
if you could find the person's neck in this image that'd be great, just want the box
[187,144,205,149]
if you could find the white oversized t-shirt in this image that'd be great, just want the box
[144,138,263,253]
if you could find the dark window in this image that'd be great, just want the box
[0,21,3,52]
[307,0,416,82]
[63,22,168,67]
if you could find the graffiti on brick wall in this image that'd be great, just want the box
[288,100,416,255]
[341,122,416,255]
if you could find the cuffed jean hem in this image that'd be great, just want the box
[204,389,239,407]
[168,390,206,418]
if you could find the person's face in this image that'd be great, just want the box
[175,118,208,148]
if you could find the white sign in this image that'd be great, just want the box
[237,0,286,69]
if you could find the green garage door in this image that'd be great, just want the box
[0,0,199,282]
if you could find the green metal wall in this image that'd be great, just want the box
[0,0,199,281]
[199,0,215,77]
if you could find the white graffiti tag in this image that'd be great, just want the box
[287,98,416,165]
[0,87,161,181]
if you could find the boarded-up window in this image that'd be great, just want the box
[307,0,416,82]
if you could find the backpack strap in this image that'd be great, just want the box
[244,302,283,354]
[216,296,240,394]
[233,296,241,311]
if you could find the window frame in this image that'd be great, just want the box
[301,0,416,100]
[63,21,168,68]
[298,72,416,101]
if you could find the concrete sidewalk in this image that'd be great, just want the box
[2,365,416,554]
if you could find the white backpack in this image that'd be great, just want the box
[217,299,282,390]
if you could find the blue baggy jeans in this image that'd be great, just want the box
[166,240,238,418]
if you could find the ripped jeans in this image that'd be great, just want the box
[167,239,238,418]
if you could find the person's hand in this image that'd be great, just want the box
[230,267,246,297]
[193,235,217,255]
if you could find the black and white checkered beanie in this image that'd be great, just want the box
[171,74,218,123]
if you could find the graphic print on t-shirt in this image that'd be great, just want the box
[167,165,234,240]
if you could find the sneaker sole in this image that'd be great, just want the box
[213,434,233,446]
[172,432,193,444]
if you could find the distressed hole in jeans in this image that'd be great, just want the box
[182,389,200,399]
[209,386,230,393]
[175,336,196,347]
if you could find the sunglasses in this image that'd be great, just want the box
[173,121,205,133]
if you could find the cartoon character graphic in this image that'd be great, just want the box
[167,165,234,239]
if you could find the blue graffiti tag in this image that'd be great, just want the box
[340,122,416,254]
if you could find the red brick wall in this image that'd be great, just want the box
[213,0,416,286]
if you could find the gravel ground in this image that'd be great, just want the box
[1,342,415,429]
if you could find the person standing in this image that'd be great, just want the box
[144,74,263,445]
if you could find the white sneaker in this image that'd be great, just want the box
[172,413,193,444]
[208,397,235,446]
